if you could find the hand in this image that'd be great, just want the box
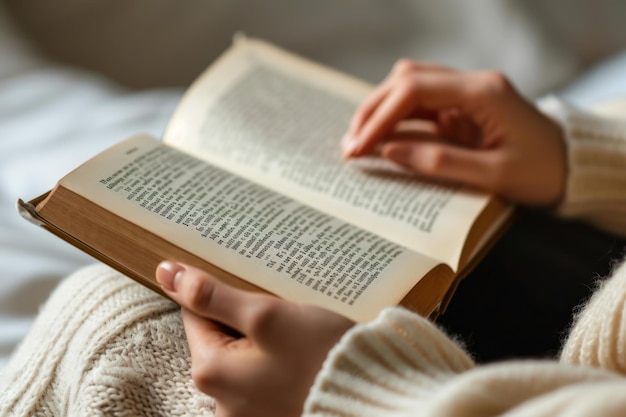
[342,60,567,206]
[155,261,354,417]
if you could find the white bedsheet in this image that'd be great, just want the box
[0,7,183,368]
[0,74,181,369]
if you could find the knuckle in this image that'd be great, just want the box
[472,70,513,98]
[185,277,214,311]
[396,76,420,97]
[484,153,509,190]
[418,146,449,175]
[190,351,222,393]
[393,58,418,74]
[244,298,282,335]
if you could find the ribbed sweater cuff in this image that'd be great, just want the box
[560,259,626,375]
[538,96,626,235]
[303,308,474,417]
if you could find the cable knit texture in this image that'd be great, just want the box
[0,264,214,417]
[3,96,626,416]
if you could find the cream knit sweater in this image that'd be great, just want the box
[0,266,215,416]
[2,97,626,416]
[303,97,626,417]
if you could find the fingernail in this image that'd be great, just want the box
[156,261,185,292]
[341,135,360,158]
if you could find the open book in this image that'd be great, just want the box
[18,37,513,323]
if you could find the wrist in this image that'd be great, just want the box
[537,95,626,234]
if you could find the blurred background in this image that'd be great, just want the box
[2,0,626,368]
[6,0,626,95]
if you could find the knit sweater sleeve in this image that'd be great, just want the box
[303,307,626,417]
[560,254,626,373]
[538,96,626,236]
[303,96,626,417]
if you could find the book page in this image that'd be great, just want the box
[60,135,440,322]
[164,38,490,270]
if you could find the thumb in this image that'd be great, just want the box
[156,261,280,340]
[382,141,499,191]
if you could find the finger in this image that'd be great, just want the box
[343,82,392,156]
[389,110,483,149]
[389,59,457,77]
[353,70,508,158]
[352,85,429,157]
[156,261,280,338]
[437,108,484,148]
[391,61,457,123]
[180,308,245,396]
[344,89,440,157]
[348,64,459,156]
[381,141,500,191]
[382,128,441,145]
[391,119,439,138]
[181,308,236,360]
[343,60,454,158]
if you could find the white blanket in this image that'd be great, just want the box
[0,5,182,369]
